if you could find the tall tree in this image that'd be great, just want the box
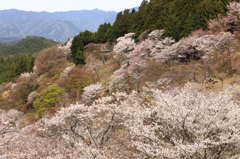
[70,36,85,65]
[96,23,111,43]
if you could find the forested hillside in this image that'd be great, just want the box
[0,36,58,84]
[2,0,240,158]
[70,0,238,62]
[72,0,236,42]
[0,36,59,56]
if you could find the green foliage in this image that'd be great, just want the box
[0,36,59,56]
[33,84,65,117]
[0,53,35,84]
[70,30,104,65]
[0,56,14,84]
[95,23,112,43]
[107,9,133,40]
[70,35,86,65]
[107,25,118,42]
[10,53,35,78]
[0,42,9,54]
[78,30,96,45]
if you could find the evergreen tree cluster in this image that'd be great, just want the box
[114,0,237,41]
[70,23,112,65]
[0,54,35,84]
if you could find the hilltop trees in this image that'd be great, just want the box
[101,0,234,41]
[70,29,110,65]
[0,36,58,84]
[95,23,111,43]
[70,35,86,65]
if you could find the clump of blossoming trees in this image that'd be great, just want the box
[1,80,240,158]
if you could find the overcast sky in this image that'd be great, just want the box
[0,0,142,12]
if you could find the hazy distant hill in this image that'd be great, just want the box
[0,9,118,42]
[0,37,22,44]
[38,9,117,31]
[0,36,59,56]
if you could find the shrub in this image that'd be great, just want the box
[33,84,65,117]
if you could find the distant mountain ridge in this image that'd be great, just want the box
[0,9,118,42]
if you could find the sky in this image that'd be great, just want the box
[0,0,142,12]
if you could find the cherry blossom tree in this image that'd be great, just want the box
[0,109,23,136]
[109,64,130,93]
[1,80,240,158]
[208,2,240,34]
[42,93,135,158]
[123,81,240,158]
[113,33,136,66]
[81,82,104,105]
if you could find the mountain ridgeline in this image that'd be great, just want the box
[0,9,117,42]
